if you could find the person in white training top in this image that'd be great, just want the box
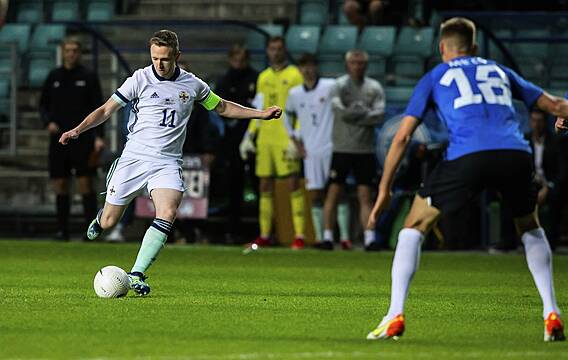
[284,53,351,248]
[59,30,281,296]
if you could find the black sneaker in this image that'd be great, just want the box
[314,241,334,250]
[128,272,151,296]
[365,241,382,252]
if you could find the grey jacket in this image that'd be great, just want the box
[331,74,385,153]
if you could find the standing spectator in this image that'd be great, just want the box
[215,45,258,243]
[526,110,561,248]
[321,49,385,250]
[285,53,351,246]
[39,37,104,240]
[240,36,305,249]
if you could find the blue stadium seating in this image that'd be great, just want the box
[0,78,10,98]
[319,25,357,54]
[385,86,414,104]
[87,1,115,22]
[246,24,284,50]
[358,26,396,57]
[286,25,320,58]
[511,29,549,61]
[393,27,434,57]
[0,24,31,52]
[52,1,80,22]
[30,24,66,51]
[17,0,44,23]
[299,1,329,26]
[28,58,55,87]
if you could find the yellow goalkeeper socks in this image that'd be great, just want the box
[259,192,273,238]
[290,189,305,238]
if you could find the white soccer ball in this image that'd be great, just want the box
[93,265,130,298]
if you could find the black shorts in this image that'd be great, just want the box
[418,150,537,218]
[48,135,97,178]
[328,152,378,186]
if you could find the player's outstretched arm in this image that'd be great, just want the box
[59,97,122,145]
[367,115,420,230]
[214,98,281,120]
[536,92,568,134]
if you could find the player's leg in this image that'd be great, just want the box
[503,151,565,341]
[309,189,325,242]
[52,177,71,240]
[354,154,379,250]
[288,173,306,249]
[49,141,71,240]
[73,138,99,237]
[252,143,275,247]
[307,151,332,244]
[367,194,440,340]
[87,157,144,240]
[320,153,348,249]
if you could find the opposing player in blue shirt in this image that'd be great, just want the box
[366,17,567,342]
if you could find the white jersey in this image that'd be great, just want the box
[285,78,335,155]
[111,65,217,164]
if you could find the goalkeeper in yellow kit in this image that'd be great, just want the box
[239,36,306,249]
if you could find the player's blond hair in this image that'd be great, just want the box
[149,29,179,55]
[345,49,369,62]
[440,17,476,53]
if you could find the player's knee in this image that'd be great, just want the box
[156,208,177,223]
[403,196,440,234]
[514,210,541,234]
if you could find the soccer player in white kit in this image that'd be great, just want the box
[285,54,351,246]
[59,30,282,295]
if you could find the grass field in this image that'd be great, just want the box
[0,239,567,359]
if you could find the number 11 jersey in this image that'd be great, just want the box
[111,65,220,164]
[405,56,542,160]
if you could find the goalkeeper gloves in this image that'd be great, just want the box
[239,131,256,160]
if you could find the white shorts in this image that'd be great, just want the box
[105,157,185,206]
[303,151,332,191]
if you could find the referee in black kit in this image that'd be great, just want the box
[39,37,104,240]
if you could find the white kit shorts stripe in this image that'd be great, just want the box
[303,151,332,191]
[105,157,185,206]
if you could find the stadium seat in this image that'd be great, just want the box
[511,29,549,61]
[0,24,31,52]
[549,29,568,58]
[52,1,80,22]
[393,27,434,58]
[299,1,329,26]
[518,59,547,87]
[0,59,12,74]
[385,86,414,104]
[358,26,396,57]
[28,58,55,87]
[87,1,115,22]
[319,25,357,54]
[17,0,44,23]
[246,24,284,50]
[366,57,387,79]
[549,60,568,89]
[392,56,424,86]
[318,55,344,77]
[30,25,66,51]
[0,78,10,98]
[286,25,320,58]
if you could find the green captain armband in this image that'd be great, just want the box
[199,90,221,111]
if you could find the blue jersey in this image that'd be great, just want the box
[405,56,543,160]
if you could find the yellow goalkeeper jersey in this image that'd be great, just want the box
[249,64,303,145]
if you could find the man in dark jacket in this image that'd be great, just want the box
[39,38,104,240]
[526,109,562,248]
[215,45,258,241]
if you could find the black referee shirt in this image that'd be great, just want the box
[39,64,104,139]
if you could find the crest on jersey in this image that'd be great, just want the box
[179,91,190,104]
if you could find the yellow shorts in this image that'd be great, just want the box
[256,143,300,178]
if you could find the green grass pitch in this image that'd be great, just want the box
[0,239,566,359]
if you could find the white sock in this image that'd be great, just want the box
[364,229,375,247]
[521,227,560,318]
[323,229,333,242]
[386,228,423,319]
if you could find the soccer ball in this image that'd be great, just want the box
[93,265,130,298]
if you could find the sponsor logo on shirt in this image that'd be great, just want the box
[164,98,176,105]
[150,92,160,99]
[75,80,86,87]
[53,81,60,88]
